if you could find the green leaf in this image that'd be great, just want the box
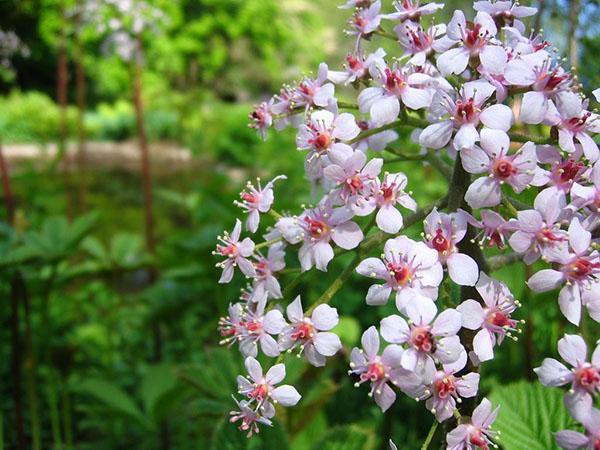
[489,381,573,450]
[333,316,361,348]
[140,364,179,424]
[310,425,376,450]
[211,416,289,450]
[72,378,147,428]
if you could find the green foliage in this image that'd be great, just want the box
[0,90,77,143]
[310,425,376,450]
[489,381,575,450]
[211,417,290,450]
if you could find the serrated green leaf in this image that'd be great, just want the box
[489,381,572,450]
[310,425,376,450]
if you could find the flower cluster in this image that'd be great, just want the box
[217,0,600,445]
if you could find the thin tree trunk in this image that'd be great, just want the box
[57,3,73,220]
[75,6,88,213]
[131,36,169,450]
[0,141,15,224]
[1,139,26,450]
[568,0,580,68]
[132,37,155,255]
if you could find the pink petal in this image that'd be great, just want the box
[480,104,514,131]
[527,269,564,292]
[447,253,479,286]
[312,304,339,331]
[558,334,588,367]
[313,331,342,356]
[380,314,409,344]
[473,329,494,362]
[534,358,571,387]
[361,326,380,357]
[272,385,301,406]
[457,299,485,329]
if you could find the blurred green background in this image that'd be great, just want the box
[1,0,599,449]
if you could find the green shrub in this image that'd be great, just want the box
[0,90,77,143]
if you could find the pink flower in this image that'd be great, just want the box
[533,145,588,198]
[271,86,303,129]
[339,0,374,9]
[328,48,386,85]
[474,0,537,27]
[462,129,537,208]
[534,334,599,423]
[507,192,567,264]
[229,397,273,438]
[436,11,500,77]
[251,243,286,300]
[546,91,600,162]
[323,149,382,209]
[249,100,274,140]
[467,209,518,249]
[423,208,479,286]
[527,218,599,325]
[504,51,572,124]
[236,176,286,233]
[396,21,446,66]
[296,109,360,165]
[457,272,520,362]
[419,81,513,150]
[358,60,432,125]
[219,297,286,358]
[296,199,364,272]
[380,302,465,377]
[348,0,382,40]
[278,296,342,367]
[555,408,600,450]
[292,63,336,110]
[418,369,480,422]
[349,326,423,412]
[367,172,418,233]
[356,236,443,311]
[237,357,301,417]
[571,163,600,227]
[446,398,499,450]
[381,0,444,23]
[214,219,256,283]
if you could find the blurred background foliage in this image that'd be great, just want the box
[0,0,599,449]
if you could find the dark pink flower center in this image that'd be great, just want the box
[565,112,591,133]
[361,362,386,382]
[312,132,332,150]
[291,322,314,341]
[411,326,437,353]
[455,98,476,123]
[434,376,456,399]
[346,54,362,71]
[347,174,364,194]
[384,68,406,95]
[217,243,238,257]
[242,320,263,334]
[381,182,397,203]
[487,311,511,328]
[557,159,585,185]
[493,159,516,179]
[241,192,258,203]
[594,437,600,450]
[304,217,330,238]
[431,229,451,253]
[469,429,489,450]
[249,383,269,401]
[386,262,412,285]
[566,258,599,281]
[575,364,600,392]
